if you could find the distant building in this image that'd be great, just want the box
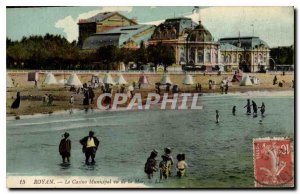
[149,17,270,72]
[148,17,220,71]
[78,12,138,47]
[78,12,271,72]
[219,37,270,72]
[82,24,155,50]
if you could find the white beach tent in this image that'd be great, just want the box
[6,74,14,88]
[43,73,57,85]
[103,73,115,85]
[182,74,194,85]
[250,76,259,85]
[240,75,253,86]
[66,73,83,87]
[160,73,172,85]
[114,74,127,85]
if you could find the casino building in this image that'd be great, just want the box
[148,17,270,72]
[78,12,270,72]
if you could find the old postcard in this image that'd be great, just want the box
[6,6,294,188]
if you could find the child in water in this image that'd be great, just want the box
[216,110,220,123]
[163,147,174,175]
[144,150,158,179]
[159,155,172,179]
[259,102,266,116]
[176,153,188,177]
[232,106,236,116]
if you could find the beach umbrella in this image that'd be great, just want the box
[114,74,127,85]
[182,74,194,85]
[66,73,83,87]
[6,74,14,88]
[43,73,57,85]
[138,74,149,84]
[160,73,172,85]
[103,73,115,85]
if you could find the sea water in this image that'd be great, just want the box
[6,92,294,188]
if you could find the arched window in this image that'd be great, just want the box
[232,54,236,63]
[258,54,263,62]
[214,52,218,63]
[197,50,204,63]
[238,54,243,63]
[221,54,225,63]
[246,54,250,62]
[205,51,211,63]
[227,55,231,63]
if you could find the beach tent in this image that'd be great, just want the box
[138,74,149,84]
[114,74,127,85]
[6,74,14,88]
[250,76,259,85]
[66,73,83,87]
[240,75,253,86]
[43,73,57,85]
[182,74,194,85]
[103,73,115,85]
[160,73,172,85]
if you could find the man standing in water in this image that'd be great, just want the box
[244,99,251,115]
[80,131,100,164]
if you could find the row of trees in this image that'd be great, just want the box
[7,34,175,70]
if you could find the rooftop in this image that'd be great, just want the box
[78,12,116,23]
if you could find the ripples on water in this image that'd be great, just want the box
[7,93,294,188]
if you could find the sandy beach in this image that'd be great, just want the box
[6,71,294,117]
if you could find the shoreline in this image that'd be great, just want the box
[7,71,294,118]
[7,89,294,119]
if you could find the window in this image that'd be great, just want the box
[232,54,236,63]
[205,51,211,63]
[227,55,231,63]
[197,50,204,63]
[221,54,225,63]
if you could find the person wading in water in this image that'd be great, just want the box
[80,131,100,165]
[144,150,158,179]
[244,99,251,115]
[59,132,71,163]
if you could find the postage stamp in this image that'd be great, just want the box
[253,137,294,187]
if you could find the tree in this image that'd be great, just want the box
[147,42,175,71]
[7,34,80,70]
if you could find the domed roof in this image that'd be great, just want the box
[187,21,214,42]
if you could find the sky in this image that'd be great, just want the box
[6,6,294,47]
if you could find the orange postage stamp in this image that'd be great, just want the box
[253,137,294,187]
